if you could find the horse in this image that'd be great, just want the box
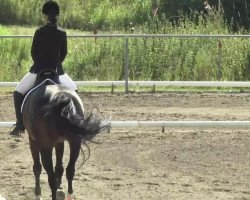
[22,70,107,200]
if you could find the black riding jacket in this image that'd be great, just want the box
[29,23,67,75]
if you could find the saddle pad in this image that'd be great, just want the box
[21,78,58,113]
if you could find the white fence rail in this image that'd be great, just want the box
[2,121,250,130]
[2,80,250,88]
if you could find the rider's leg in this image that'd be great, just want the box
[59,73,77,91]
[10,73,37,136]
[15,72,37,95]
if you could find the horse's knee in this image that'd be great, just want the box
[55,165,64,177]
[66,165,75,181]
[40,149,53,172]
[33,162,42,175]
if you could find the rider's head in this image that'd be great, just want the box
[42,1,60,24]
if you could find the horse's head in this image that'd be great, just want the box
[34,69,60,86]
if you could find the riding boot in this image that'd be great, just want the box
[9,91,25,136]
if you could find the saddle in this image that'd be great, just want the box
[34,69,60,86]
[21,70,61,112]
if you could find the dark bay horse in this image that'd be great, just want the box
[22,71,107,200]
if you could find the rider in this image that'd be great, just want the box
[10,1,77,136]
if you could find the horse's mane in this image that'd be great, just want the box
[44,91,108,140]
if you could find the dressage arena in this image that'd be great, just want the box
[0,91,249,200]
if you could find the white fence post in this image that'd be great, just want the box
[124,36,129,93]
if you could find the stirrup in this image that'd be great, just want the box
[9,125,25,136]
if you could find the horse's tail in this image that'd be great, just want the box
[44,92,109,140]
[74,111,109,141]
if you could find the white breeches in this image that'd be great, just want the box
[15,72,77,95]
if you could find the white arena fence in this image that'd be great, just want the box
[2,81,250,131]
[2,80,250,88]
[1,34,250,92]
[1,34,250,130]
[2,121,250,131]
[2,80,250,131]
[2,81,250,130]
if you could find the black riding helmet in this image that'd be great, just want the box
[42,1,60,16]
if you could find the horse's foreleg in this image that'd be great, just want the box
[66,140,81,195]
[40,148,57,200]
[55,142,64,189]
[29,137,42,196]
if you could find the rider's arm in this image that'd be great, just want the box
[60,32,67,63]
[31,30,39,62]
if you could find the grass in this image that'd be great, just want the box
[0,0,152,30]
[0,13,250,82]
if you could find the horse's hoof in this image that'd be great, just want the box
[56,190,65,200]
[34,196,43,200]
[66,193,74,200]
